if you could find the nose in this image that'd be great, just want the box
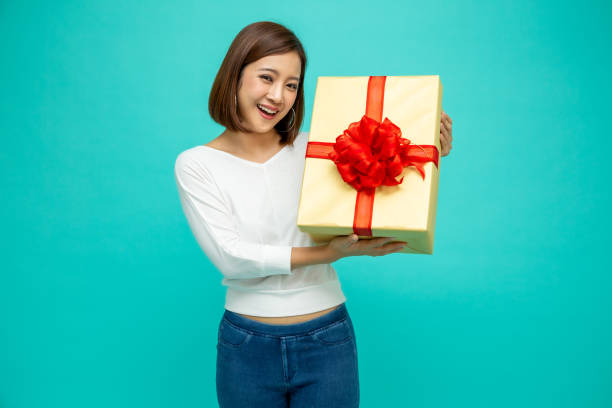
[266,82,283,104]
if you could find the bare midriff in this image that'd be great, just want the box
[237,304,341,325]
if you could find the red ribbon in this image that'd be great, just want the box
[305,76,440,236]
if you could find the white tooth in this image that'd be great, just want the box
[259,104,275,114]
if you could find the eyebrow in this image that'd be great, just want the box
[257,68,300,82]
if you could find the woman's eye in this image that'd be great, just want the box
[287,83,298,90]
[260,75,272,82]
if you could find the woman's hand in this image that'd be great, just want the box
[327,234,407,261]
[440,110,453,156]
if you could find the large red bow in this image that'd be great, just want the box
[329,115,438,191]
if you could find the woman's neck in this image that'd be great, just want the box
[221,129,283,154]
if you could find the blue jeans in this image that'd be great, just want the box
[216,302,359,407]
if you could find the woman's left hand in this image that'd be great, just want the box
[440,110,453,157]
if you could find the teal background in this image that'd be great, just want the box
[1,0,611,406]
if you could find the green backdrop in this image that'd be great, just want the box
[1,0,610,407]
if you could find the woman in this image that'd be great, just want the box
[174,21,453,408]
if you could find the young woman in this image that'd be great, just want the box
[175,21,453,408]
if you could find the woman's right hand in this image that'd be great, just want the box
[327,234,407,260]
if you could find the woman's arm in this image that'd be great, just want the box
[291,245,339,270]
[291,234,407,270]
[175,153,294,279]
[176,152,409,277]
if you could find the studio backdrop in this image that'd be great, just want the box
[1,1,610,407]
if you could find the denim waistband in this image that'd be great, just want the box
[222,302,348,337]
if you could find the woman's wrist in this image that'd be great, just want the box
[290,244,343,270]
[322,243,343,263]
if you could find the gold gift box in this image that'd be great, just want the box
[297,76,443,254]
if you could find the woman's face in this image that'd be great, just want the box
[237,51,301,135]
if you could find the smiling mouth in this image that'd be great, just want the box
[256,104,279,116]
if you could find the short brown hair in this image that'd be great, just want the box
[208,22,307,146]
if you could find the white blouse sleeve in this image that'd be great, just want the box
[174,152,293,279]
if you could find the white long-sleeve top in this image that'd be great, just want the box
[174,131,346,317]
